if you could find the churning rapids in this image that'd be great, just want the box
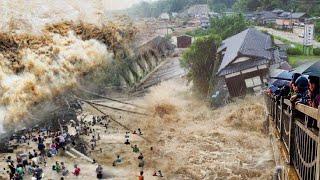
[69,79,274,179]
[122,79,275,179]
[0,0,135,131]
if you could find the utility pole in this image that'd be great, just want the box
[291,9,294,33]
[166,19,169,36]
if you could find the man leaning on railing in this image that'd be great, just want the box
[289,76,309,105]
[266,73,320,108]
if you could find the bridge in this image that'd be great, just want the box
[265,93,320,180]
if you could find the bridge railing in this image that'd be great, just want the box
[265,93,320,180]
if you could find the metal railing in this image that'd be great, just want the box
[265,93,320,180]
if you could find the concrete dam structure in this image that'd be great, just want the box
[119,36,175,87]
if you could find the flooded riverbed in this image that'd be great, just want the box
[83,78,275,179]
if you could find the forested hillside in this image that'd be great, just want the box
[233,0,320,15]
[126,0,235,17]
[127,0,320,17]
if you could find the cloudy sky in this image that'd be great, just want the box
[103,0,155,10]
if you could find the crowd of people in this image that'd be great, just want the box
[2,127,84,180]
[267,73,320,108]
[266,73,320,128]
[2,108,165,180]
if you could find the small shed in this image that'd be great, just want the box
[177,35,192,48]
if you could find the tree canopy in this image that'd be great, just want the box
[181,35,221,96]
[209,14,249,39]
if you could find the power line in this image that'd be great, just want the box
[74,96,150,116]
[77,96,151,143]
[78,88,146,109]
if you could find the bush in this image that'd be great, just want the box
[287,47,303,55]
[266,23,273,28]
[186,28,209,37]
[313,48,320,56]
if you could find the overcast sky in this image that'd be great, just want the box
[104,0,156,10]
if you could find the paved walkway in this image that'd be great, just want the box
[256,26,320,47]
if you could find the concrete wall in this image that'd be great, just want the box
[119,36,175,87]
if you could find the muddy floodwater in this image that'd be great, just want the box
[83,78,275,179]
[0,78,275,179]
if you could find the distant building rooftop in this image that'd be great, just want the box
[278,12,307,19]
[272,9,284,14]
[255,11,278,20]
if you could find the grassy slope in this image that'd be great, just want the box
[288,56,320,67]
[273,35,320,67]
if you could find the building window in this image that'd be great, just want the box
[245,76,262,88]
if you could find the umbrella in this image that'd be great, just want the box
[271,79,290,87]
[269,69,293,80]
[268,69,292,87]
[293,61,320,77]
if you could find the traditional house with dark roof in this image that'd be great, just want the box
[254,11,278,25]
[216,28,279,97]
[275,12,308,28]
[272,9,284,14]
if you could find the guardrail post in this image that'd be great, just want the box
[316,106,320,180]
[279,97,284,140]
[269,95,272,118]
[272,96,276,120]
[288,100,295,165]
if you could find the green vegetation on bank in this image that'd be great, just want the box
[272,35,320,67]
[289,56,320,67]
[315,21,320,42]
[181,35,221,96]
[273,35,302,48]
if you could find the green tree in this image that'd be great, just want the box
[208,0,235,12]
[181,35,221,97]
[169,0,186,12]
[210,14,250,39]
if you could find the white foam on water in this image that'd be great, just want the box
[0,106,7,134]
[0,0,112,34]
